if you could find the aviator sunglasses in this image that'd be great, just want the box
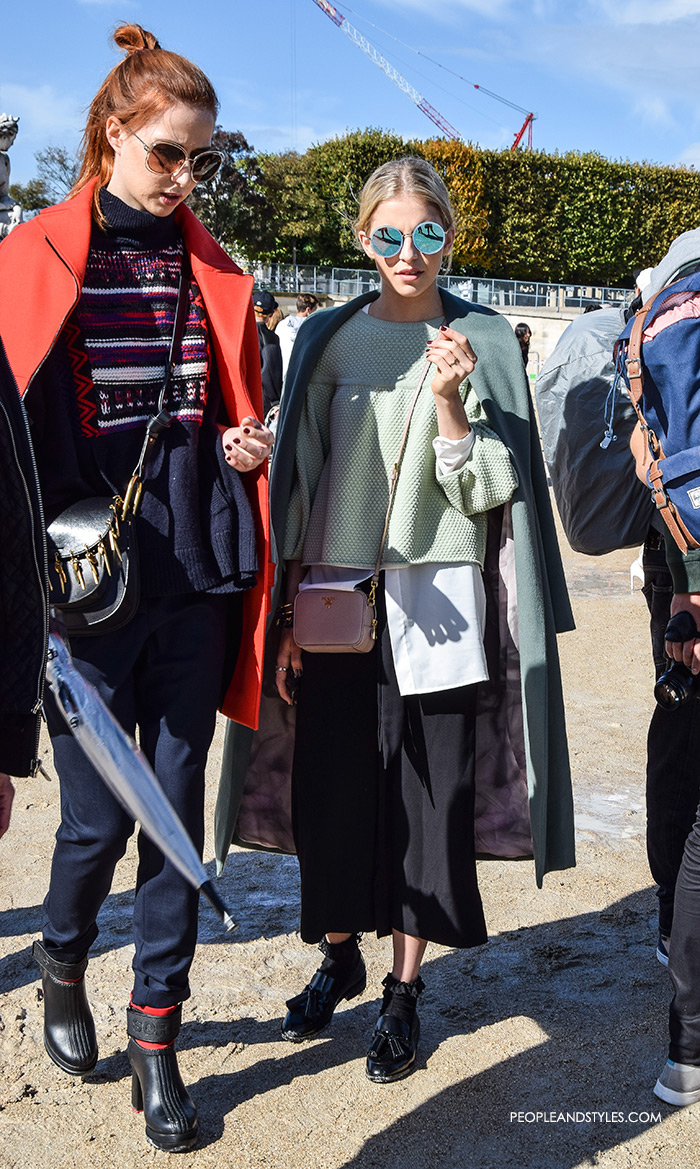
[369,220,446,258]
[129,128,224,183]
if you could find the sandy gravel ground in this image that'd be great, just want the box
[1,531,698,1169]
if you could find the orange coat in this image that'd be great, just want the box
[0,180,272,729]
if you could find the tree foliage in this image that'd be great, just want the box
[17,126,700,287]
[187,128,268,256]
[9,145,79,211]
[254,150,324,263]
[8,177,50,210]
[250,129,407,266]
[35,146,80,203]
[245,131,700,286]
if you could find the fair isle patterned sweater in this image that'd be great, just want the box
[26,190,257,597]
[76,234,209,434]
[284,310,519,569]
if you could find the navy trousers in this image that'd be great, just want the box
[42,594,228,1008]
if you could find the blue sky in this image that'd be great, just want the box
[4,0,700,186]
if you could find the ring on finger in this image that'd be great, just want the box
[276,666,288,672]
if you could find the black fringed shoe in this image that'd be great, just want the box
[127,1005,199,1153]
[365,972,425,1084]
[281,933,366,1042]
[33,940,97,1076]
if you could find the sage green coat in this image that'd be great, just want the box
[215,290,576,886]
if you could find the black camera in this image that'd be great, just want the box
[654,661,700,710]
[655,610,700,710]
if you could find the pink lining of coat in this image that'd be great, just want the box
[643,291,700,342]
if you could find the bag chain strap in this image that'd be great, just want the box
[121,255,192,521]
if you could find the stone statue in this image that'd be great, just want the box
[0,114,23,238]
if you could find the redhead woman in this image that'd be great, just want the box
[0,25,272,1152]
[220,155,575,1084]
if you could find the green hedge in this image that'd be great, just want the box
[249,131,700,286]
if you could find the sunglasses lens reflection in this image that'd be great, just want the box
[413,221,445,254]
[191,152,222,181]
[145,143,222,182]
[147,143,187,175]
[370,226,404,257]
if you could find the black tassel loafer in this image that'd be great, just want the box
[365,973,425,1083]
[281,935,366,1042]
[365,1012,420,1083]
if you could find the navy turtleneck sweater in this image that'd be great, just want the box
[26,189,257,597]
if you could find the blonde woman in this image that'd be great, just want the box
[224,156,574,1083]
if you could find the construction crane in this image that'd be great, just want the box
[310,0,534,150]
[310,0,462,142]
[512,112,534,151]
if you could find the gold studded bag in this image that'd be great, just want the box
[292,353,435,654]
[47,496,138,636]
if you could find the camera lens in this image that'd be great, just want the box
[654,664,697,710]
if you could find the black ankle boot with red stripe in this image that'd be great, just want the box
[33,940,97,1075]
[127,1002,198,1153]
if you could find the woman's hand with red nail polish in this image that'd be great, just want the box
[220,418,273,471]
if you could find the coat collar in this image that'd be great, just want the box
[37,179,247,282]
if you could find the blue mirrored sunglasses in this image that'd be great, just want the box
[369,220,446,258]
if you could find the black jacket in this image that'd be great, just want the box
[0,338,48,775]
[257,322,283,417]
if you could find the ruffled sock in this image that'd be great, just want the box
[379,972,425,1026]
[317,933,362,976]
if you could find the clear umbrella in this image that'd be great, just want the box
[45,631,237,933]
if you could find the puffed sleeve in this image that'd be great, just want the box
[435,387,519,517]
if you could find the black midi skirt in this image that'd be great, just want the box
[291,594,488,950]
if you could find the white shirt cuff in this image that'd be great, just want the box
[432,429,476,474]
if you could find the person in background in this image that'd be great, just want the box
[0,24,272,1152]
[277,293,319,378]
[253,290,283,418]
[514,322,531,367]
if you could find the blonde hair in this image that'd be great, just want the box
[353,156,457,268]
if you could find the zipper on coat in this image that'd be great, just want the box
[0,388,50,776]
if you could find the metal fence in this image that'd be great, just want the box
[251,263,634,312]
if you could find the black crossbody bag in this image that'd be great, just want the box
[47,259,191,636]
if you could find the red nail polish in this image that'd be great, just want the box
[225,444,232,451]
[243,428,251,434]
[440,325,448,332]
[233,438,241,445]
